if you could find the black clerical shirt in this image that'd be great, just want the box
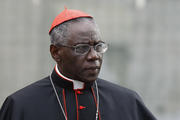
[0,66,157,120]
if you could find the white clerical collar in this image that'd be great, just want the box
[55,64,84,90]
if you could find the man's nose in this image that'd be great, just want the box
[87,47,100,61]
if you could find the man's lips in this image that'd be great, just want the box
[84,66,100,70]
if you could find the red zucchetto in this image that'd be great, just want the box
[49,7,93,34]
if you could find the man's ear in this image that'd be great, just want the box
[50,44,61,62]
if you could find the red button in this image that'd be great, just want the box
[79,105,86,110]
[76,90,83,94]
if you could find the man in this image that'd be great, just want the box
[0,8,157,120]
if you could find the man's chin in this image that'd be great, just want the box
[79,74,98,83]
[77,70,100,82]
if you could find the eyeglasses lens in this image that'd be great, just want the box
[95,43,107,53]
[75,45,90,54]
[75,43,108,55]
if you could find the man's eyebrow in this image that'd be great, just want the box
[73,40,103,45]
[73,41,90,45]
[74,42,89,44]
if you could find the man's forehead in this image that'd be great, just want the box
[69,21,99,34]
[68,32,101,45]
[68,22,101,43]
[77,32,101,39]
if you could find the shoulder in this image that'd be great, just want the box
[97,78,136,94]
[0,77,52,119]
[97,78,157,120]
[8,76,51,104]
[97,78,141,101]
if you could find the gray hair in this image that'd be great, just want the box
[49,17,100,46]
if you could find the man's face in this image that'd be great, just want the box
[55,20,103,82]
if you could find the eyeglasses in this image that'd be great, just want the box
[57,42,108,55]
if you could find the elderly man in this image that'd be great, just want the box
[0,8,157,120]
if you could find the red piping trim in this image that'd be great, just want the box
[54,66,85,90]
[62,89,68,120]
[91,87,101,120]
[75,91,79,120]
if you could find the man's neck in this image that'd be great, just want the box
[55,64,84,90]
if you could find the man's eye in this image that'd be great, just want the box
[76,45,89,53]
[95,45,102,52]
[77,45,89,50]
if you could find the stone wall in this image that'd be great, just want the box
[0,0,180,119]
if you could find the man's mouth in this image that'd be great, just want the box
[85,66,100,70]
[83,66,100,75]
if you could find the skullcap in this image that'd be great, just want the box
[49,7,93,34]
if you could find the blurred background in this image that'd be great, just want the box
[0,0,180,119]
